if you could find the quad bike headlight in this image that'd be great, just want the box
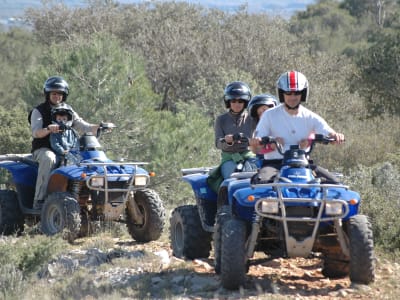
[134,175,148,186]
[325,202,343,215]
[260,199,279,214]
[90,176,104,187]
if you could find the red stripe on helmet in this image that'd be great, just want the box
[288,71,297,90]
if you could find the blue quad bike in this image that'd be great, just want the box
[170,134,375,290]
[0,122,165,242]
[217,135,375,290]
[169,132,257,260]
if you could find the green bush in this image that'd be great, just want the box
[345,162,400,251]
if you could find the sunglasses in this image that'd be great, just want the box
[50,91,64,96]
[283,91,302,96]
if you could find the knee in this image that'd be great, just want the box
[41,151,57,167]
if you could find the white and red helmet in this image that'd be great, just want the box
[276,71,309,103]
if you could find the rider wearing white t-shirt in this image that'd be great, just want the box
[252,70,345,183]
[255,104,333,160]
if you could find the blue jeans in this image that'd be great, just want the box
[220,160,237,179]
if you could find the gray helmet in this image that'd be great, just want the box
[248,94,278,119]
[223,81,252,108]
[51,103,74,123]
[276,71,309,103]
[43,76,69,102]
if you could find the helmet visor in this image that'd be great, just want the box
[225,94,251,101]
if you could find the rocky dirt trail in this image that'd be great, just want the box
[38,236,398,300]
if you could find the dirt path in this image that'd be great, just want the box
[119,239,395,299]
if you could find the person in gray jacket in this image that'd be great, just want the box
[211,81,256,187]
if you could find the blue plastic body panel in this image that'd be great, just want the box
[182,173,217,202]
[0,161,37,187]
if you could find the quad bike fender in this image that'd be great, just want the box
[0,161,37,187]
[230,185,261,221]
[331,189,361,220]
[182,173,217,202]
[227,178,252,203]
[51,165,89,181]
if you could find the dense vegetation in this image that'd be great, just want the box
[1,0,400,266]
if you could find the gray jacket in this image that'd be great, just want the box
[214,110,253,153]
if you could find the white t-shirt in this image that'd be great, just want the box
[254,104,333,160]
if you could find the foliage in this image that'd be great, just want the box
[290,0,358,55]
[25,1,305,115]
[0,106,31,154]
[22,33,152,122]
[0,28,42,109]
[134,101,220,205]
[0,235,68,299]
[354,30,400,116]
[340,0,400,27]
[346,162,400,251]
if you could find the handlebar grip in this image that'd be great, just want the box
[260,136,276,145]
[232,133,244,141]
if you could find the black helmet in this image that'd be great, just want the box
[223,81,251,109]
[51,103,74,123]
[276,71,309,103]
[43,76,69,102]
[248,94,278,119]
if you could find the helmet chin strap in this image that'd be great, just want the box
[285,103,300,110]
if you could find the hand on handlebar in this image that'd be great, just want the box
[223,133,245,144]
[329,132,345,144]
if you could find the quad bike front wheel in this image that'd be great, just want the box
[213,205,231,274]
[126,189,165,242]
[41,192,81,242]
[170,204,212,259]
[221,218,248,290]
[347,214,375,284]
[0,190,24,235]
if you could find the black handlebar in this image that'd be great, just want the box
[96,122,116,138]
[219,132,248,144]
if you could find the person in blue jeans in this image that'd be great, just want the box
[207,81,256,192]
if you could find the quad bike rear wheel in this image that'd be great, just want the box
[41,192,81,242]
[0,190,24,235]
[126,189,165,242]
[170,204,212,259]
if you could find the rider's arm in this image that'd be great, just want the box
[71,111,99,135]
[30,109,52,138]
[310,112,345,144]
[215,114,250,152]
[215,115,232,151]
